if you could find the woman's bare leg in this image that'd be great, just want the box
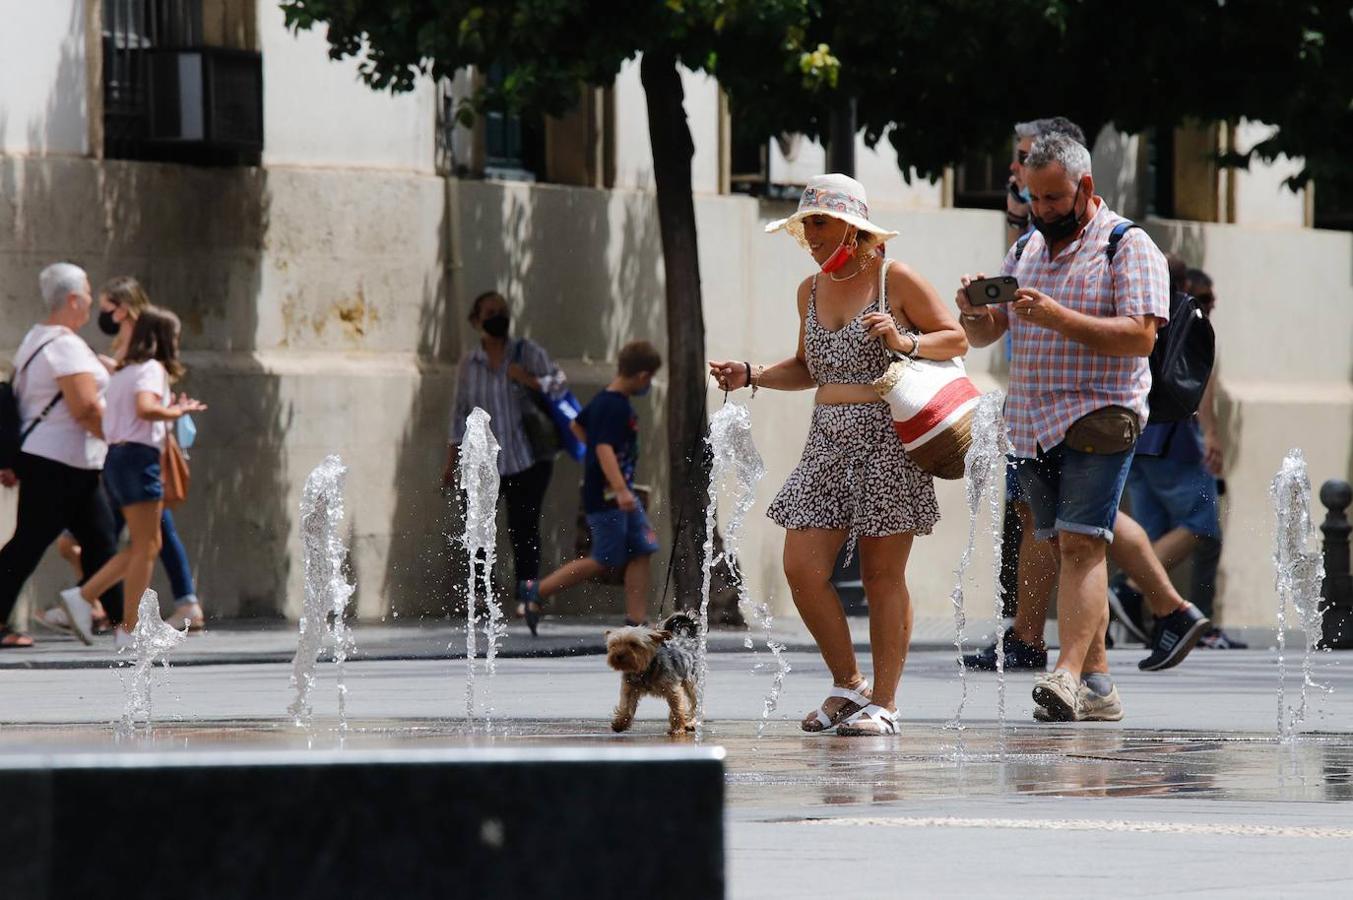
[857,533,915,712]
[119,501,164,631]
[783,528,864,723]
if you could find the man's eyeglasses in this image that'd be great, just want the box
[1017,150,1029,165]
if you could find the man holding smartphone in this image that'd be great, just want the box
[955,133,1189,722]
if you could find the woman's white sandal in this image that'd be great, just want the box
[836,704,898,736]
[801,683,871,733]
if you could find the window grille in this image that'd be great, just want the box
[103,0,261,165]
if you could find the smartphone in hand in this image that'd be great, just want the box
[964,275,1019,306]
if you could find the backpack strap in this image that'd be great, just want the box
[1013,233,1032,262]
[11,337,66,450]
[8,337,61,388]
[1105,220,1140,264]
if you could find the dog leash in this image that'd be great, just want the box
[657,373,717,617]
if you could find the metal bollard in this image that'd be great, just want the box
[1319,479,1353,649]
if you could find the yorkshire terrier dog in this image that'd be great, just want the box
[605,611,699,735]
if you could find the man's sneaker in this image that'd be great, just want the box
[1033,680,1125,722]
[1138,603,1210,671]
[1031,669,1081,722]
[57,587,95,646]
[962,628,1048,671]
[1198,626,1248,649]
[1076,680,1124,721]
[516,580,543,636]
[1107,577,1150,645]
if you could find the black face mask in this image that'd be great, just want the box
[97,309,120,336]
[1032,183,1086,244]
[481,314,510,339]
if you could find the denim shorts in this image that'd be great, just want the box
[1015,441,1134,543]
[1125,455,1220,540]
[1004,455,1026,504]
[586,502,660,568]
[103,442,163,508]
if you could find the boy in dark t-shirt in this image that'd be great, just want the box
[517,341,663,633]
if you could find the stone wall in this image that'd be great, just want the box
[2,158,1349,628]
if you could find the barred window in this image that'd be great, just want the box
[103,0,262,165]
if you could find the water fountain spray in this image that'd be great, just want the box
[1271,449,1328,741]
[288,454,356,730]
[946,391,1012,752]
[694,402,787,740]
[456,408,504,728]
[117,588,186,734]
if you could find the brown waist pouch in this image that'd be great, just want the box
[1064,405,1140,455]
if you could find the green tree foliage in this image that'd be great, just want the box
[749,0,1351,190]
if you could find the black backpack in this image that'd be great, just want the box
[1013,221,1214,423]
[0,338,63,469]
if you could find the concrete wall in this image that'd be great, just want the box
[450,181,1352,629]
[0,155,455,623]
[611,59,724,195]
[259,3,437,172]
[0,0,90,156]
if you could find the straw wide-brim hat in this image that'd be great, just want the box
[765,173,899,250]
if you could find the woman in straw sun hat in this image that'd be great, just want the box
[710,173,968,736]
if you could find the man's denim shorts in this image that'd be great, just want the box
[586,501,660,568]
[1005,455,1026,504]
[103,442,164,508]
[1015,441,1134,543]
[1125,455,1220,540]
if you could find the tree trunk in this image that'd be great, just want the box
[640,51,712,615]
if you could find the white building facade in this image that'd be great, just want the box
[2,0,1349,631]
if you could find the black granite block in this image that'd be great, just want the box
[0,747,724,900]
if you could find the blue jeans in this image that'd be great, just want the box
[1015,441,1135,544]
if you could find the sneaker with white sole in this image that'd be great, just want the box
[35,606,73,634]
[1033,681,1124,722]
[1031,669,1081,722]
[57,587,95,646]
[114,627,134,651]
[1138,603,1210,672]
[1077,681,1124,721]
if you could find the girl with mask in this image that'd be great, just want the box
[709,174,968,736]
[444,291,564,622]
[43,277,207,637]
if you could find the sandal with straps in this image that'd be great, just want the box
[801,682,871,733]
[836,703,898,736]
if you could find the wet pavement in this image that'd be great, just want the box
[2,647,1351,896]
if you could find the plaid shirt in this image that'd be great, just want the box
[450,338,555,477]
[1000,200,1170,458]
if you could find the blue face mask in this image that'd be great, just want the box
[1018,185,1032,204]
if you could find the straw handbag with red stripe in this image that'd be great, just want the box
[871,260,981,479]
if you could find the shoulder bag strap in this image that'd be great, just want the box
[876,257,906,361]
[14,338,67,446]
[10,337,61,388]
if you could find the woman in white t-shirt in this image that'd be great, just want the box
[49,276,208,635]
[64,307,205,648]
[0,263,122,649]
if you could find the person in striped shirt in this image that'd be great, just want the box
[955,133,1206,723]
[443,291,562,616]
